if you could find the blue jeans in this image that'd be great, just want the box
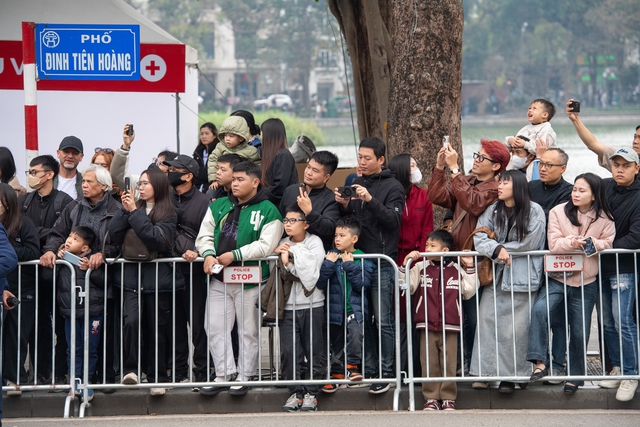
[526,279,598,386]
[64,316,102,381]
[604,273,638,375]
[596,276,620,368]
[364,265,395,378]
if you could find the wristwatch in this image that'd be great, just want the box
[450,168,460,175]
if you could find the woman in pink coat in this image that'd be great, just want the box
[526,172,615,394]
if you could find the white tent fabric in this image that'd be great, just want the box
[0,0,199,179]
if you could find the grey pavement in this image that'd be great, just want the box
[4,410,640,427]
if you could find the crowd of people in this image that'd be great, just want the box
[1,101,639,416]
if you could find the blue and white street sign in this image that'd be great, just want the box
[35,23,140,80]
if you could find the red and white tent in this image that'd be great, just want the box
[0,0,199,179]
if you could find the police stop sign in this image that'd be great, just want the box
[223,266,262,284]
[544,254,584,273]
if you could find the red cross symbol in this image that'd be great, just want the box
[146,60,161,76]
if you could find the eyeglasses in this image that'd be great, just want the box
[283,218,307,225]
[137,181,150,188]
[94,147,114,154]
[538,161,565,169]
[473,152,497,163]
[25,169,51,177]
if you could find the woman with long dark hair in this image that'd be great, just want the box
[0,183,40,392]
[109,168,183,395]
[0,147,26,197]
[527,172,615,394]
[388,153,434,375]
[260,118,298,206]
[470,170,546,393]
[194,122,218,188]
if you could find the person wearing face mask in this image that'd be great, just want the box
[388,153,434,376]
[18,155,73,387]
[162,154,211,386]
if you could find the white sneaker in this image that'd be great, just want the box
[599,366,621,389]
[616,379,638,402]
[150,387,166,396]
[6,381,22,397]
[122,372,139,385]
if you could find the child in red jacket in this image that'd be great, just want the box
[401,230,476,411]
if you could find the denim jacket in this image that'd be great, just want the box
[474,201,546,292]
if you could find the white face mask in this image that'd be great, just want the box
[410,168,423,184]
[511,155,528,170]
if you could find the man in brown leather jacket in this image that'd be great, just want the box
[427,139,510,380]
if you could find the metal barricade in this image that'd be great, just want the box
[403,248,640,411]
[72,253,403,417]
[0,260,78,417]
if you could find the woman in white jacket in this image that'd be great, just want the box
[526,172,615,394]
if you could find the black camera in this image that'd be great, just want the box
[127,124,134,136]
[569,100,581,113]
[124,177,131,193]
[7,296,20,308]
[338,186,357,198]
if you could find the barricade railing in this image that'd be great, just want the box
[75,253,403,417]
[403,248,640,411]
[0,260,78,417]
[5,249,639,416]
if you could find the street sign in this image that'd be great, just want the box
[544,254,584,273]
[223,266,263,284]
[35,23,140,80]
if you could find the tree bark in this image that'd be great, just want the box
[329,0,464,226]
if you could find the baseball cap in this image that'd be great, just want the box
[58,136,84,153]
[163,154,200,176]
[609,147,639,164]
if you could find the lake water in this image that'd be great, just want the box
[321,123,638,182]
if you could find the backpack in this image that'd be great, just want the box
[22,190,67,218]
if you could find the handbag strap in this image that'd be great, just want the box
[462,226,496,251]
[447,210,467,233]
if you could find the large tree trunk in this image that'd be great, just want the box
[328,0,464,226]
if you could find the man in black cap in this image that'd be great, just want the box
[54,136,84,199]
[163,154,212,385]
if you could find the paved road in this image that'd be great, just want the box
[4,410,640,427]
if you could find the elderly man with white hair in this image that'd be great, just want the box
[40,164,121,270]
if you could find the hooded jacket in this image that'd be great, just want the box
[401,258,476,332]
[602,176,640,275]
[195,188,283,288]
[316,249,374,325]
[347,168,405,263]
[279,184,341,251]
[206,116,261,182]
[474,201,546,292]
[428,167,499,251]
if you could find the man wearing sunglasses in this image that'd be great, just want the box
[427,139,510,385]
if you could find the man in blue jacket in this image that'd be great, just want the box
[1,222,19,423]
